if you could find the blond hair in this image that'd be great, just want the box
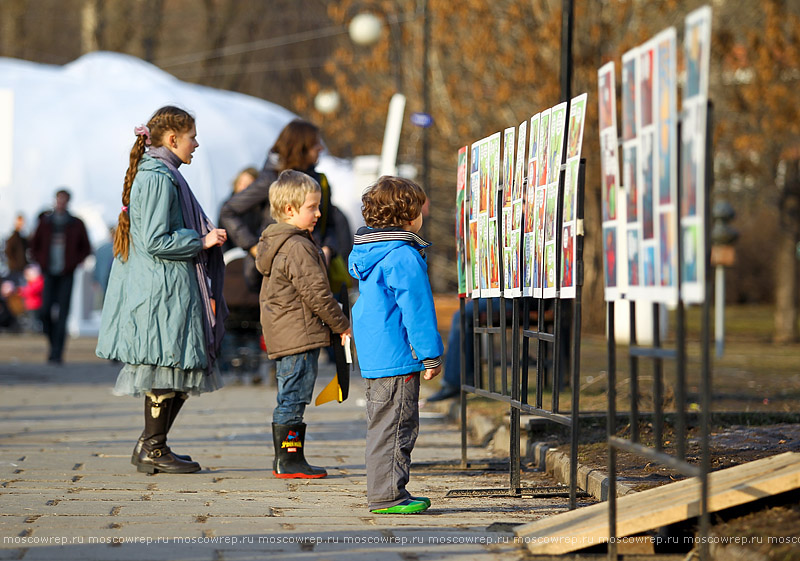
[269,170,321,222]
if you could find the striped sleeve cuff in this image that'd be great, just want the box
[422,357,442,369]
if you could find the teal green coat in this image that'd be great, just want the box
[96,155,206,369]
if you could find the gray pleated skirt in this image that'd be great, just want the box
[112,363,224,397]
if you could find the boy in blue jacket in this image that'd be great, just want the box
[349,176,444,514]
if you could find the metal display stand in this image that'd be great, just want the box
[605,102,714,560]
[444,158,587,508]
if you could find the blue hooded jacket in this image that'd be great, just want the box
[348,227,443,378]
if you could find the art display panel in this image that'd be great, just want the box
[681,5,711,304]
[598,62,622,301]
[456,145,468,297]
[560,93,587,299]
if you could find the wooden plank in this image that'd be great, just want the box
[514,452,800,555]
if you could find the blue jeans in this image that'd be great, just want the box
[443,300,475,388]
[273,349,320,425]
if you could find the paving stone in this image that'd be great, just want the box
[0,335,566,560]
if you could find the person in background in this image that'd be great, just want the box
[220,119,339,294]
[426,298,515,402]
[219,167,258,254]
[30,189,91,364]
[5,214,29,287]
[92,226,116,301]
[17,264,44,331]
[96,106,228,475]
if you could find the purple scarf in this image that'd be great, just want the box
[148,146,228,373]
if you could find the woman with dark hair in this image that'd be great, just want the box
[219,119,339,293]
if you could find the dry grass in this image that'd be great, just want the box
[454,303,800,414]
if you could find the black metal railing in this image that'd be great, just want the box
[446,159,586,509]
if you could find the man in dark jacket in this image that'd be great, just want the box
[4,214,29,286]
[30,189,91,363]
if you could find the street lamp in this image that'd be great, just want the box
[314,89,341,114]
[348,12,383,46]
[348,8,402,94]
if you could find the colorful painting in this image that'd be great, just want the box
[502,127,515,207]
[532,186,546,298]
[486,133,501,296]
[602,137,618,222]
[522,114,540,299]
[548,103,567,185]
[599,69,614,130]
[624,146,638,223]
[561,224,574,291]
[543,178,559,299]
[641,131,654,240]
[603,226,617,289]
[659,211,674,288]
[622,51,638,142]
[563,158,579,224]
[598,62,622,302]
[639,46,654,128]
[627,228,640,287]
[456,146,468,297]
[514,121,527,204]
[536,109,551,187]
[681,5,712,304]
[657,36,675,206]
[469,141,481,298]
[653,28,678,305]
[560,93,588,299]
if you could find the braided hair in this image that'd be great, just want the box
[113,106,195,261]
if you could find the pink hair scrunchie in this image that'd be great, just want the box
[134,124,152,146]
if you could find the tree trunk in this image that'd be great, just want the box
[81,0,99,54]
[773,158,800,344]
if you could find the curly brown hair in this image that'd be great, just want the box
[361,176,426,228]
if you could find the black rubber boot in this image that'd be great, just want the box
[133,391,200,474]
[272,422,327,479]
[130,392,192,465]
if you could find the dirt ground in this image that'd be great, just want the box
[547,419,800,560]
[463,304,800,559]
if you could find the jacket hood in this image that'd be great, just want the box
[349,227,431,281]
[260,222,314,278]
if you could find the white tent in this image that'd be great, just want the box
[0,51,365,245]
[0,52,364,335]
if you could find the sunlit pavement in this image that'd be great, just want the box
[0,333,571,561]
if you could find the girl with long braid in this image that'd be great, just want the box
[97,106,228,474]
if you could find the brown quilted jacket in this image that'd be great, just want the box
[255,222,349,360]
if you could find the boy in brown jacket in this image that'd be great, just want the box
[256,170,351,478]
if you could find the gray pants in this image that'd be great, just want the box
[365,373,420,510]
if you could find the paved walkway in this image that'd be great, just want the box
[0,334,574,560]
